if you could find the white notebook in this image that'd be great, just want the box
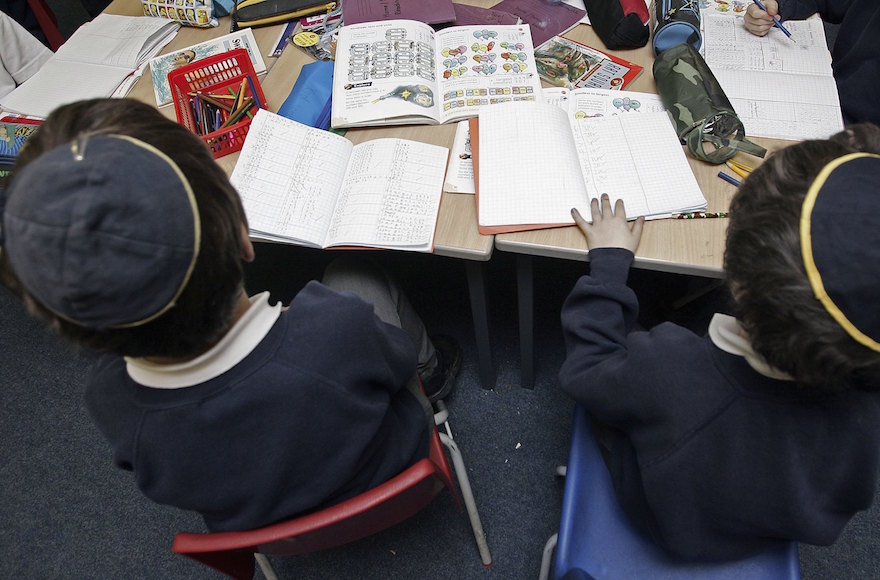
[231,110,449,253]
[1,14,179,118]
[474,102,706,233]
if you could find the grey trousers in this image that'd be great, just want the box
[321,256,436,425]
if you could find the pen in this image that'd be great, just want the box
[753,0,796,43]
[718,171,742,187]
[674,211,729,219]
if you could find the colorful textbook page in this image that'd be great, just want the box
[535,35,643,90]
[230,110,449,253]
[331,20,543,128]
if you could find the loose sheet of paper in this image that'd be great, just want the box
[444,120,476,193]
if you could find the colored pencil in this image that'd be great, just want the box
[718,171,742,187]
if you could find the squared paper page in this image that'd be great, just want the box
[570,113,706,218]
[478,101,587,227]
[0,15,178,118]
[700,12,842,140]
[230,110,351,247]
[702,13,832,76]
[55,14,179,69]
[0,60,133,118]
[325,138,448,250]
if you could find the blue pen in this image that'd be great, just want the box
[718,171,741,187]
[753,0,796,43]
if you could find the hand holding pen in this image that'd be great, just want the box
[745,0,795,43]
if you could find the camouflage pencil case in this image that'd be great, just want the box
[652,42,765,164]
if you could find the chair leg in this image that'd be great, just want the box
[439,432,492,566]
[539,533,558,580]
[254,553,278,580]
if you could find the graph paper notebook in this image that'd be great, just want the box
[700,12,842,141]
[230,110,449,253]
[471,102,706,234]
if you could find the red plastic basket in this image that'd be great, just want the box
[168,48,268,159]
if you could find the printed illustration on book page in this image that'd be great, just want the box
[332,19,543,128]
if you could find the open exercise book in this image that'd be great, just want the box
[331,19,543,128]
[230,110,449,253]
[700,12,842,141]
[471,102,706,234]
[0,14,179,119]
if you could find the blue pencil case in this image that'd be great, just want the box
[277,60,334,130]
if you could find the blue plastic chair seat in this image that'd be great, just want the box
[554,405,801,579]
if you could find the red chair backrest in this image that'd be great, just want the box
[173,425,458,579]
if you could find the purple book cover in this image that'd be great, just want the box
[490,0,585,47]
[445,3,520,26]
[342,0,457,26]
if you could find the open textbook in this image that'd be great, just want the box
[230,110,449,253]
[331,19,543,128]
[700,12,843,141]
[0,14,179,118]
[472,102,706,234]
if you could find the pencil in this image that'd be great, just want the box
[235,78,248,110]
[718,171,742,187]
[219,97,254,129]
[724,161,750,179]
[674,211,729,219]
[727,159,754,173]
[753,0,796,43]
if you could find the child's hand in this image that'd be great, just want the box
[571,194,644,253]
[744,0,779,36]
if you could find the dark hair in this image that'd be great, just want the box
[724,123,880,393]
[0,99,248,358]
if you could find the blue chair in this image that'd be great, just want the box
[540,405,801,580]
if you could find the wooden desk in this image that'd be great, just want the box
[107,0,497,388]
[491,23,792,388]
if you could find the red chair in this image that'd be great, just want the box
[26,0,65,51]
[173,401,491,579]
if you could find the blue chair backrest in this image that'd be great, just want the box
[554,405,801,579]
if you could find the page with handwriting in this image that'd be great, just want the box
[700,12,843,140]
[230,110,351,247]
[325,138,449,251]
[569,112,706,218]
